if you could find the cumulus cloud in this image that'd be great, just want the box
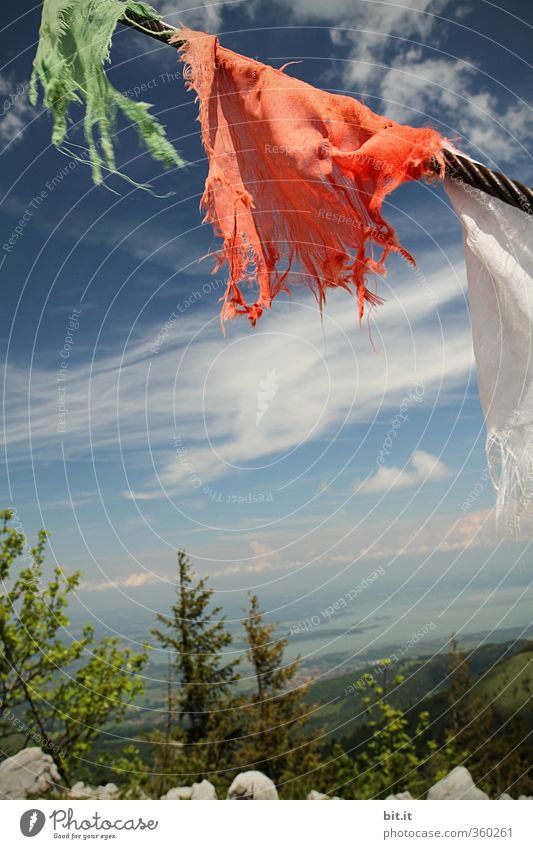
[325,3,533,165]
[374,50,533,162]
[359,449,453,493]
[220,540,283,575]
[159,1,225,32]
[238,0,532,165]
[324,0,457,87]
[0,75,34,147]
[357,508,496,560]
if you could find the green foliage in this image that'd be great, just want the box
[147,573,320,797]
[469,645,533,723]
[2,513,531,798]
[351,662,436,798]
[148,550,241,795]
[240,593,319,794]
[440,636,478,772]
[445,636,533,795]
[0,509,148,786]
[94,745,147,797]
[30,0,184,184]
[151,550,240,744]
[311,742,359,798]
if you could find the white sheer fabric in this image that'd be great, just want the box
[446,175,533,532]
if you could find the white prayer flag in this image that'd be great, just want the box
[445,173,533,532]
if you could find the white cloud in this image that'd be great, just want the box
[324,1,453,87]
[238,0,531,165]
[159,1,225,31]
[323,4,533,165]
[220,539,282,574]
[118,0,532,166]
[253,0,446,29]
[2,249,472,506]
[374,51,533,162]
[79,569,167,592]
[0,75,34,147]
[359,449,453,493]
[357,508,496,559]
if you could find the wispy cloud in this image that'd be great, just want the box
[2,248,472,506]
[359,449,453,493]
[220,540,283,575]
[79,569,169,592]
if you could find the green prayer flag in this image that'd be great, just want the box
[30,0,185,185]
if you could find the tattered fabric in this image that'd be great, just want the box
[31,0,184,184]
[174,27,445,326]
[446,175,533,532]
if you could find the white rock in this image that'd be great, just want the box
[427,767,488,800]
[161,786,193,800]
[0,748,61,800]
[499,793,513,800]
[96,783,119,800]
[69,781,119,800]
[307,790,330,800]
[69,780,87,796]
[228,771,279,800]
[103,782,119,795]
[69,782,95,799]
[519,795,533,800]
[386,791,413,800]
[191,779,217,800]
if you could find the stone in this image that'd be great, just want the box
[161,786,193,800]
[69,781,119,800]
[307,790,330,800]
[69,780,88,797]
[191,779,217,800]
[427,767,488,800]
[228,771,279,800]
[0,748,61,800]
[386,791,413,800]
[96,783,119,800]
[499,793,513,800]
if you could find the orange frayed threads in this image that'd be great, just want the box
[174,28,445,327]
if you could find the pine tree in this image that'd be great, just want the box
[147,653,177,799]
[241,593,318,792]
[446,635,493,777]
[147,551,243,795]
[448,635,472,738]
[151,550,240,745]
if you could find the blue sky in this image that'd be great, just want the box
[1,0,532,651]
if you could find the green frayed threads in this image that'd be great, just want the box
[30,0,185,186]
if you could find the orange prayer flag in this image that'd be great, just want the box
[175,28,445,327]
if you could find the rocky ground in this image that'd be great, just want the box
[0,748,530,801]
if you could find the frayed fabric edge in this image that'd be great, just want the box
[487,423,533,535]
